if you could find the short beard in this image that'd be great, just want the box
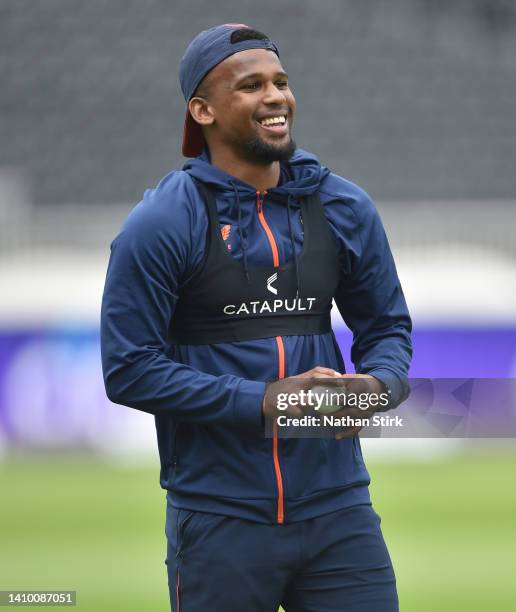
[242,135,297,164]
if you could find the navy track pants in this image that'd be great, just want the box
[165,502,398,612]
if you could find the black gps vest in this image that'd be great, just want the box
[169,180,341,344]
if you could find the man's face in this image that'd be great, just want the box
[197,48,296,163]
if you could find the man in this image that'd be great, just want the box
[101,24,412,612]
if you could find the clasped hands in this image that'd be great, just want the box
[262,367,386,439]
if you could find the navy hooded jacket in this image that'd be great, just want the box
[101,148,412,524]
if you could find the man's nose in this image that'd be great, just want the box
[262,81,287,105]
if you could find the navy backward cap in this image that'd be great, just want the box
[179,24,280,158]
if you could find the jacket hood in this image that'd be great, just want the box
[182,148,330,202]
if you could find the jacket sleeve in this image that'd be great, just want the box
[100,183,265,428]
[328,186,412,408]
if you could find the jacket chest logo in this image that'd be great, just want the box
[220,224,231,241]
[267,272,278,295]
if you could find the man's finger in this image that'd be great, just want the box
[295,367,341,379]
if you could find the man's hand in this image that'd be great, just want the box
[332,374,385,440]
[262,367,344,419]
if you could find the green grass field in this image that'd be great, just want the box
[1,448,515,611]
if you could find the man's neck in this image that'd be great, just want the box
[209,150,280,192]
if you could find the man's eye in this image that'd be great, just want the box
[243,82,260,90]
[276,81,289,89]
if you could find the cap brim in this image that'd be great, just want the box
[182,109,206,158]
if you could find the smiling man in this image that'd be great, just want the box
[186,45,296,178]
[101,24,412,612]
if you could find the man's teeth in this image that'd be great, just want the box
[260,116,286,126]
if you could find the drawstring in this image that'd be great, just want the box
[286,194,301,298]
[228,182,300,293]
[229,181,250,283]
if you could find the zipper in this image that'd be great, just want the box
[256,190,285,524]
[256,191,279,266]
[273,336,285,524]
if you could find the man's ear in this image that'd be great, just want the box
[188,96,215,126]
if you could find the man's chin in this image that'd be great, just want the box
[243,136,297,164]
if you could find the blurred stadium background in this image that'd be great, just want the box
[1,1,515,610]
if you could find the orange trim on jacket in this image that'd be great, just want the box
[256,190,285,524]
